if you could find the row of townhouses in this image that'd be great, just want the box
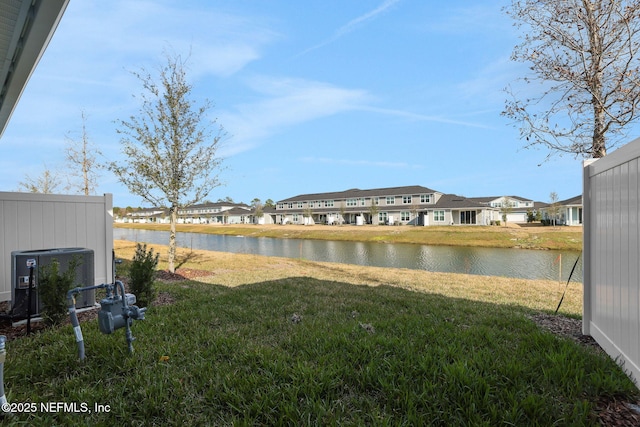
[118,185,583,227]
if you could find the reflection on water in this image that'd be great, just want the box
[114,228,582,282]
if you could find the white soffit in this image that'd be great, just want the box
[0,0,70,138]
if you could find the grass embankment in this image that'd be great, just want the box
[2,241,635,426]
[115,223,583,251]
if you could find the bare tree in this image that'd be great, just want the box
[251,197,264,223]
[110,51,226,273]
[499,196,514,226]
[503,0,640,158]
[548,191,561,227]
[18,166,61,194]
[65,110,102,195]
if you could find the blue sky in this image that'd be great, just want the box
[0,0,610,208]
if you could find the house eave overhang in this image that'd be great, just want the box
[0,0,70,138]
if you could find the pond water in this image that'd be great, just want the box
[113,228,583,282]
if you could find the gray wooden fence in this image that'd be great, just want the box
[583,138,640,384]
[0,192,113,302]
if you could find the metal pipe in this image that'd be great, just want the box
[67,289,86,361]
[67,284,108,361]
[26,266,34,335]
[0,336,7,410]
[115,281,135,353]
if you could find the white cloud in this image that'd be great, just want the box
[220,76,371,154]
[358,106,495,129]
[300,0,401,55]
[424,3,508,35]
[44,1,278,86]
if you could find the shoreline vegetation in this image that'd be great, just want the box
[113,222,584,315]
[113,237,583,317]
[114,222,583,251]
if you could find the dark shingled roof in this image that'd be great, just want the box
[435,194,492,210]
[278,185,440,203]
[558,195,582,206]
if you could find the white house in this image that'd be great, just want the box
[468,196,536,223]
[541,195,583,226]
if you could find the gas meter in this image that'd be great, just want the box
[98,291,146,334]
[67,280,147,360]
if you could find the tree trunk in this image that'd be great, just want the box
[169,206,177,273]
[592,108,607,158]
[585,0,607,158]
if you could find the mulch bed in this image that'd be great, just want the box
[155,268,213,281]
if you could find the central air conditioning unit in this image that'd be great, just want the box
[11,248,95,320]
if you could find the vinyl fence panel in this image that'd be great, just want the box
[0,192,113,303]
[584,139,640,384]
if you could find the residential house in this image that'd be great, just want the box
[252,206,276,225]
[122,202,254,224]
[275,185,498,226]
[431,194,499,226]
[559,195,583,226]
[121,207,168,223]
[468,196,536,223]
[177,202,251,224]
[543,195,582,226]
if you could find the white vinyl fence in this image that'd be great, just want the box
[0,192,113,302]
[583,138,640,384]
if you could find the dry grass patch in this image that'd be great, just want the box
[114,240,582,316]
[115,223,583,250]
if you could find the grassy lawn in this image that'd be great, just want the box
[115,222,584,251]
[1,242,635,425]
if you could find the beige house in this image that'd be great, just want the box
[274,185,498,226]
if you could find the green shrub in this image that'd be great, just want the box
[38,257,81,326]
[129,243,159,307]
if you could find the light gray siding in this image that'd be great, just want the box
[0,192,113,302]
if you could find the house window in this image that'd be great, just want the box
[460,211,476,225]
[403,196,412,204]
[293,214,299,222]
[434,210,445,222]
[378,212,388,223]
[401,211,410,221]
[374,197,380,205]
[386,197,395,205]
[324,200,334,207]
[287,202,293,209]
[297,202,303,208]
[347,199,357,207]
[309,201,315,208]
[277,203,284,210]
[421,194,432,203]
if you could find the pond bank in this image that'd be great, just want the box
[114,223,583,251]
[114,239,584,316]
